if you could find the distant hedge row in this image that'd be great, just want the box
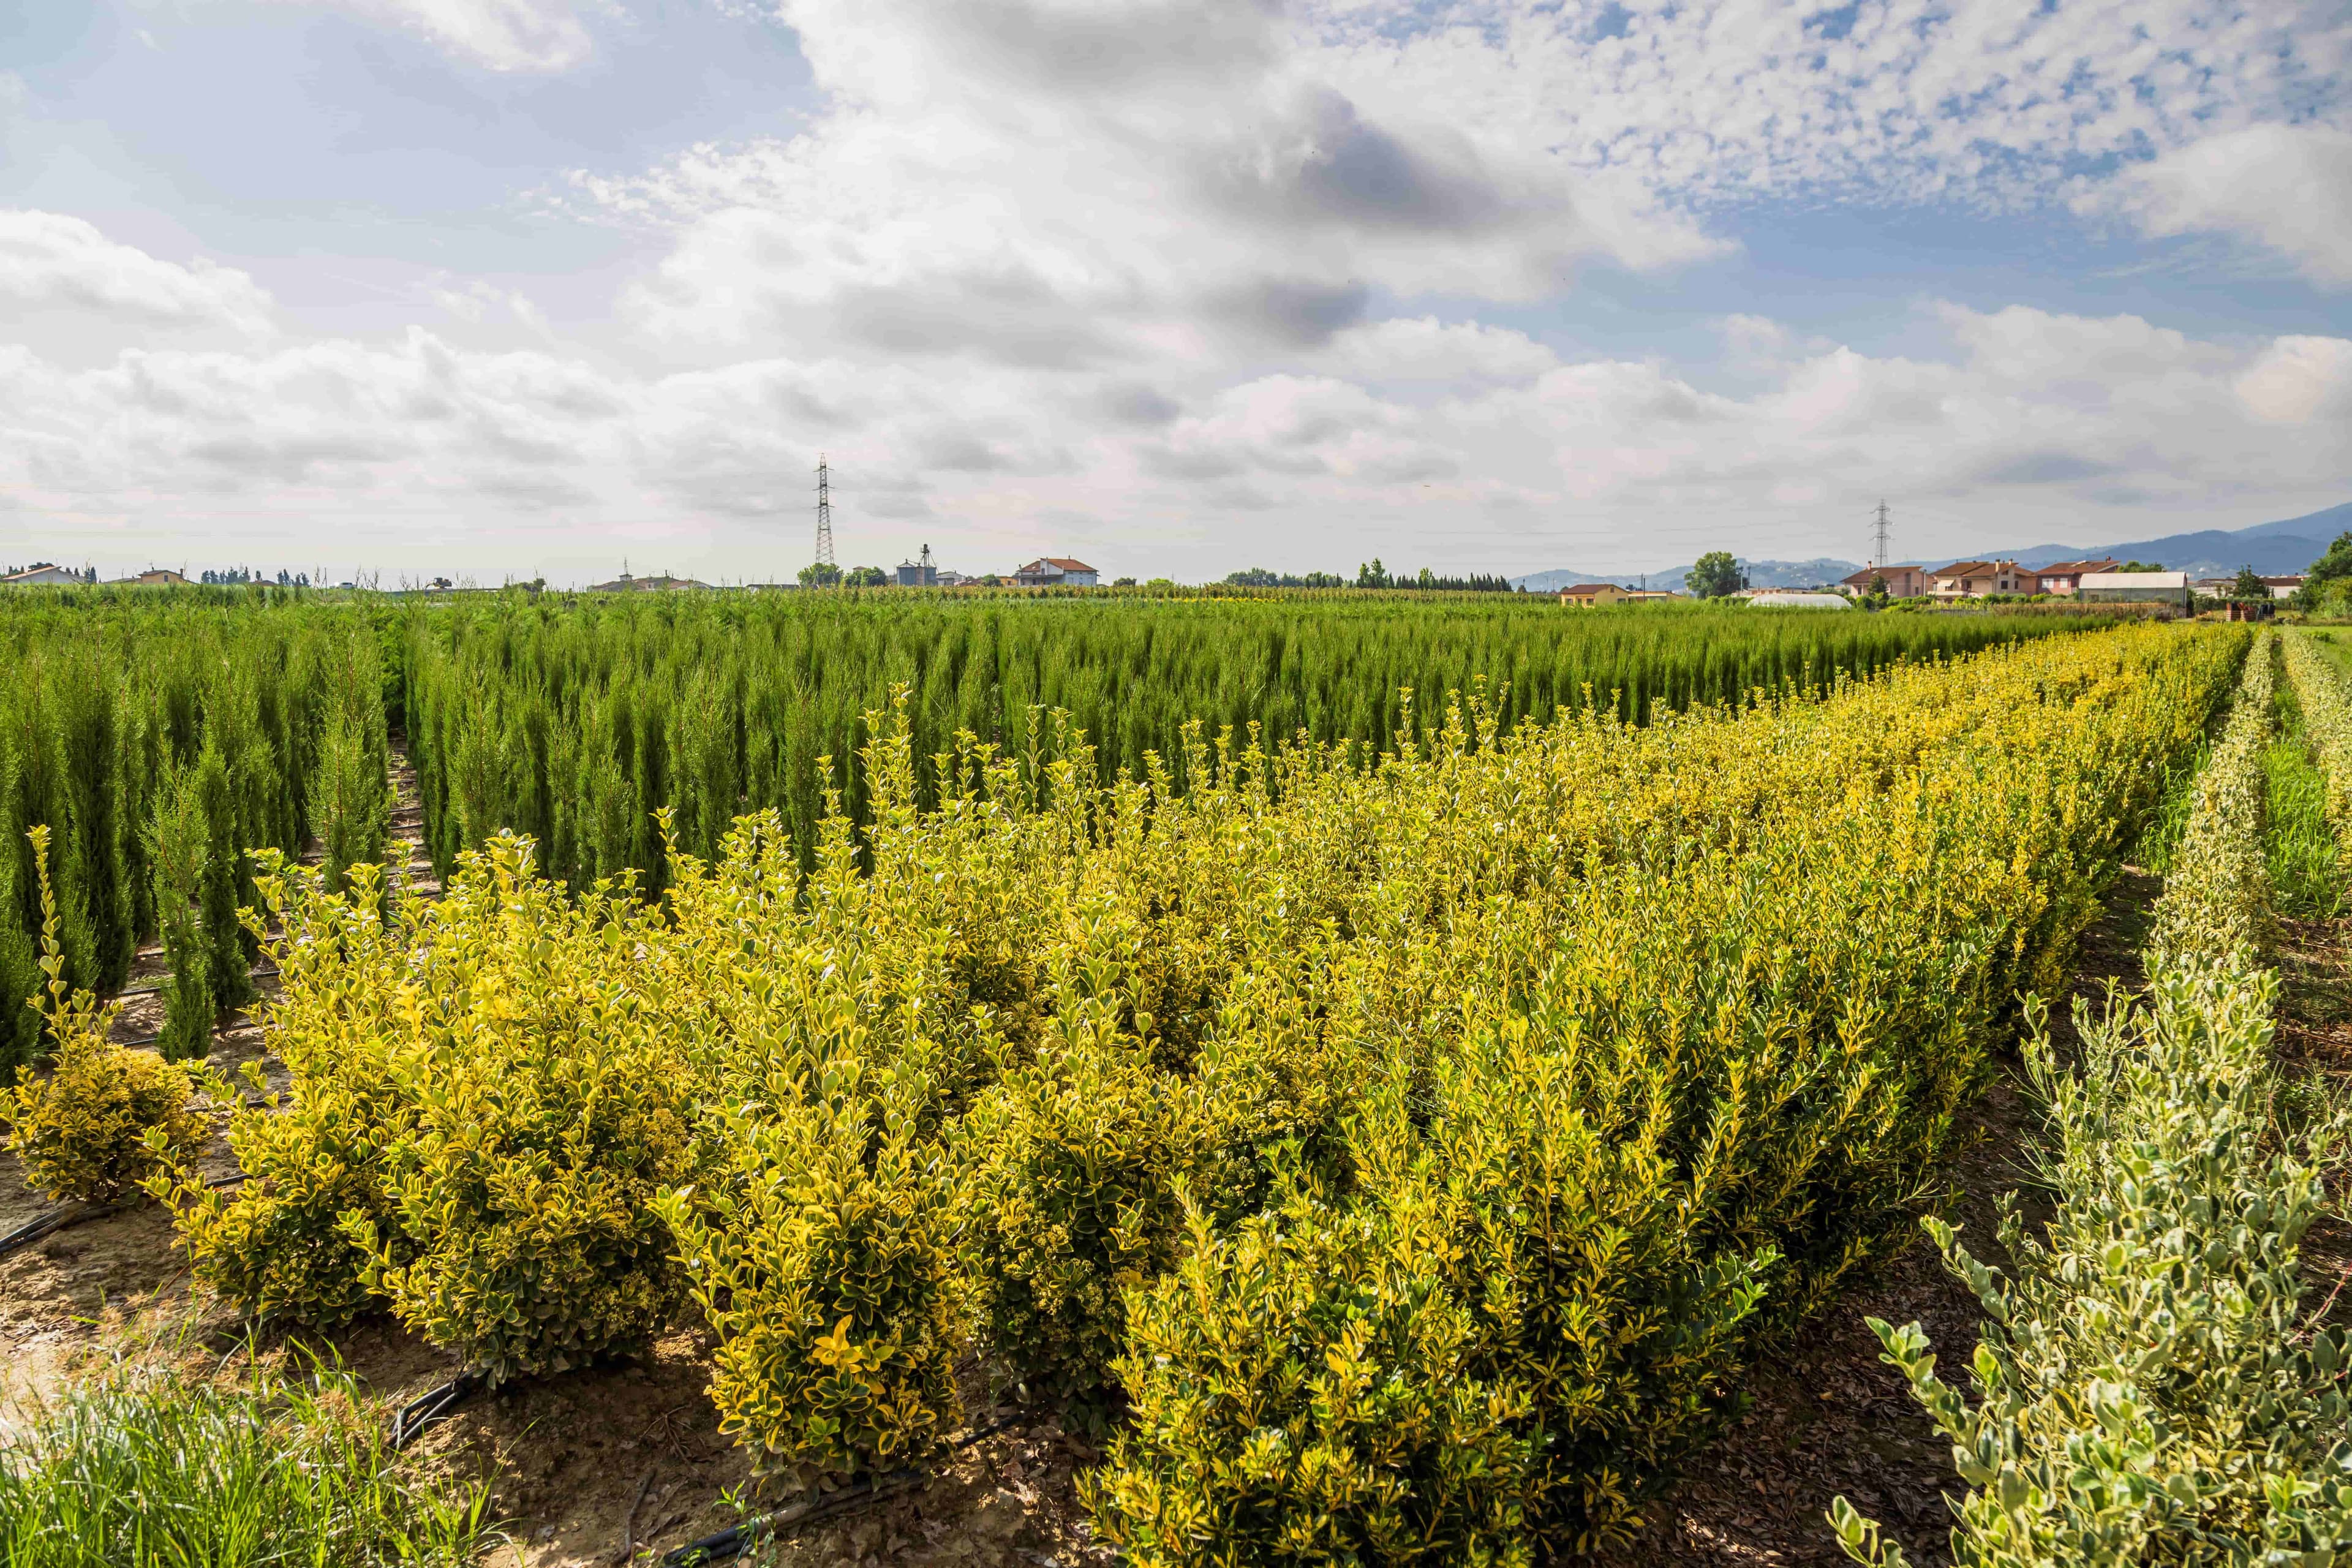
[402,592,2103,895]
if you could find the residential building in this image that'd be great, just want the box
[1931,559,2034,598]
[2030,558,2120,597]
[1,562,85,586]
[113,568,190,586]
[1840,564,1935,598]
[2078,570,2191,608]
[2264,575,2305,594]
[1558,582,1631,607]
[1013,557,1099,587]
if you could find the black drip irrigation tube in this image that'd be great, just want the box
[0,1172,246,1260]
[390,1368,486,1450]
[660,1414,1025,1567]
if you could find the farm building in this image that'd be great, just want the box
[1012,557,1098,587]
[2078,570,2191,606]
[1747,591,1852,609]
[1558,582,1632,606]
[1,563,86,586]
[113,568,191,586]
[587,571,709,593]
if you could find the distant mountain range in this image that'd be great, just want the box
[1510,501,2352,592]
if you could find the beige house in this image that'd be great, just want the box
[114,568,190,586]
[1558,582,1632,607]
[2030,558,2119,597]
[1932,559,2034,598]
[1840,564,1934,597]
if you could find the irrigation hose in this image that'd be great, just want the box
[390,1368,486,1450]
[657,1414,1023,1566]
[0,1172,246,1260]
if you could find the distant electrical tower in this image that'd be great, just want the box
[1871,499,1893,570]
[815,455,836,569]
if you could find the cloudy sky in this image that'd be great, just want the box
[3,0,2350,586]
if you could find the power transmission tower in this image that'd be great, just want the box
[815,455,836,569]
[1871,499,1893,570]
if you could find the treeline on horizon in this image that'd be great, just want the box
[402,593,2102,898]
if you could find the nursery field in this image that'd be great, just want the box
[6,592,2348,1567]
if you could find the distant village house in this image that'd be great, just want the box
[1013,557,1098,587]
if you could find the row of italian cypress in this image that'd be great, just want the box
[403,590,2100,895]
[0,587,391,1072]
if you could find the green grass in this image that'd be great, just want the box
[0,1341,497,1567]
[2265,652,2345,920]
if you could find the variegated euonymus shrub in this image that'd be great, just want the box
[6,828,203,1205]
[1834,635,2352,1567]
[189,626,2248,1536]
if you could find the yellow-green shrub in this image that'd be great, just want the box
[159,858,416,1324]
[655,1060,960,1484]
[352,837,699,1380]
[5,827,202,1205]
[1093,1168,1540,1568]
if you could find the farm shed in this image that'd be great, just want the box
[1747,591,1852,609]
[2078,571,2191,607]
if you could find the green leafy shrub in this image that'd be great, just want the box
[349,837,698,1381]
[4,827,202,1204]
[655,1060,960,1484]
[157,856,415,1325]
[1091,1172,1540,1568]
[958,932,1204,1420]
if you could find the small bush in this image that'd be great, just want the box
[1090,1176,1540,1568]
[959,935,1204,1421]
[0,1338,496,1566]
[658,1058,960,1485]
[4,827,202,1205]
[349,837,698,1381]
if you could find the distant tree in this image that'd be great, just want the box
[2230,565,2267,600]
[1686,551,1742,600]
[1869,573,1889,597]
[2120,560,2165,573]
[798,562,843,587]
[1112,576,1137,587]
[2297,532,2352,612]
[1146,577,1177,589]
[843,565,888,587]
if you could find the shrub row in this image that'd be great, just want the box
[1833,633,2352,1566]
[0,592,391,1068]
[172,622,2236,1556]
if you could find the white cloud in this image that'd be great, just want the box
[275,0,594,71]
[3,298,2344,577]
[0,211,274,334]
[2097,124,2352,286]
[582,0,1724,371]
